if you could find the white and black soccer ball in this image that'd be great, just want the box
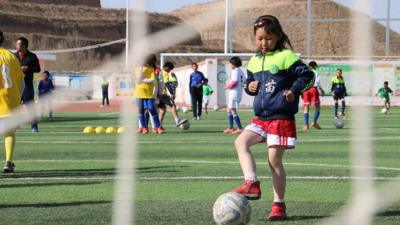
[213,106,219,111]
[381,107,388,114]
[335,118,345,129]
[179,120,190,130]
[213,192,251,225]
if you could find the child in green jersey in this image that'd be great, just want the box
[376,81,393,113]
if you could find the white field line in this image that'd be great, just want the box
[4,135,400,144]
[99,112,120,116]
[155,160,400,172]
[13,159,400,172]
[14,128,400,134]
[1,175,400,181]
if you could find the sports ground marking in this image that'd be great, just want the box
[1,175,399,181]
[5,135,400,144]
[13,159,400,172]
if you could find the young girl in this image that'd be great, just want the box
[376,81,393,113]
[231,15,314,221]
[134,54,162,134]
[224,56,245,134]
[38,71,55,120]
[202,78,213,114]
[331,68,347,118]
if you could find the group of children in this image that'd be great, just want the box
[134,55,188,134]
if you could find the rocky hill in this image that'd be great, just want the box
[0,0,203,71]
[10,0,100,7]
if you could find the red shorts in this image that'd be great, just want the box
[244,118,297,149]
[302,86,320,106]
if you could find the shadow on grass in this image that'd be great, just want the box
[0,200,110,209]
[0,181,102,189]
[376,210,400,217]
[256,215,327,223]
[0,166,187,179]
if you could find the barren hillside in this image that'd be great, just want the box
[1,0,399,71]
[171,0,400,56]
[0,1,202,71]
[10,0,100,7]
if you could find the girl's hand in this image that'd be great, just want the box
[248,81,260,93]
[283,89,295,102]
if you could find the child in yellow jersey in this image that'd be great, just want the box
[134,54,162,134]
[0,30,25,172]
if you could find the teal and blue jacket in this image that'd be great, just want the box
[330,76,347,95]
[245,49,314,120]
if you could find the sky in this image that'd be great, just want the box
[100,0,400,32]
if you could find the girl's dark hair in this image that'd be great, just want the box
[0,30,4,45]
[253,15,293,50]
[229,56,242,67]
[309,61,317,67]
[191,62,198,67]
[163,61,174,70]
[43,70,50,76]
[384,81,388,85]
[145,54,157,67]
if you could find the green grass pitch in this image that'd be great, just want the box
[0,107,399,225]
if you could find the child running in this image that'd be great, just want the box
[231,15,315,221]
[0,30,25,172]
[376,81,393,114]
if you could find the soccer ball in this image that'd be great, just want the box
[179,120,190,130]
[182,107,189,114]
[381,107,388,114]
[213,105,219,111]
[213,192,251,225]
[334,119,345,129]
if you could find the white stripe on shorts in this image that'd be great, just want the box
[244,123,296,149]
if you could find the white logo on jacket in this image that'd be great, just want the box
[265,79,276,93]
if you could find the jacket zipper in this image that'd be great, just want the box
[261,54,266,111]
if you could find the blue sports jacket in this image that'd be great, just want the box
[245,49,314,120]
[189,71,206,88]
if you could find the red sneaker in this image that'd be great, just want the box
[136,128,143,134]
[232,129,244,134]
[232,180,261,200]
[223,128,235,134]
[268,202,287,221]
[141,128,148,134]
[311,122,321,129]
[156,127,164,134]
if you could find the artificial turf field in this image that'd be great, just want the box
[0,107,399,225]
